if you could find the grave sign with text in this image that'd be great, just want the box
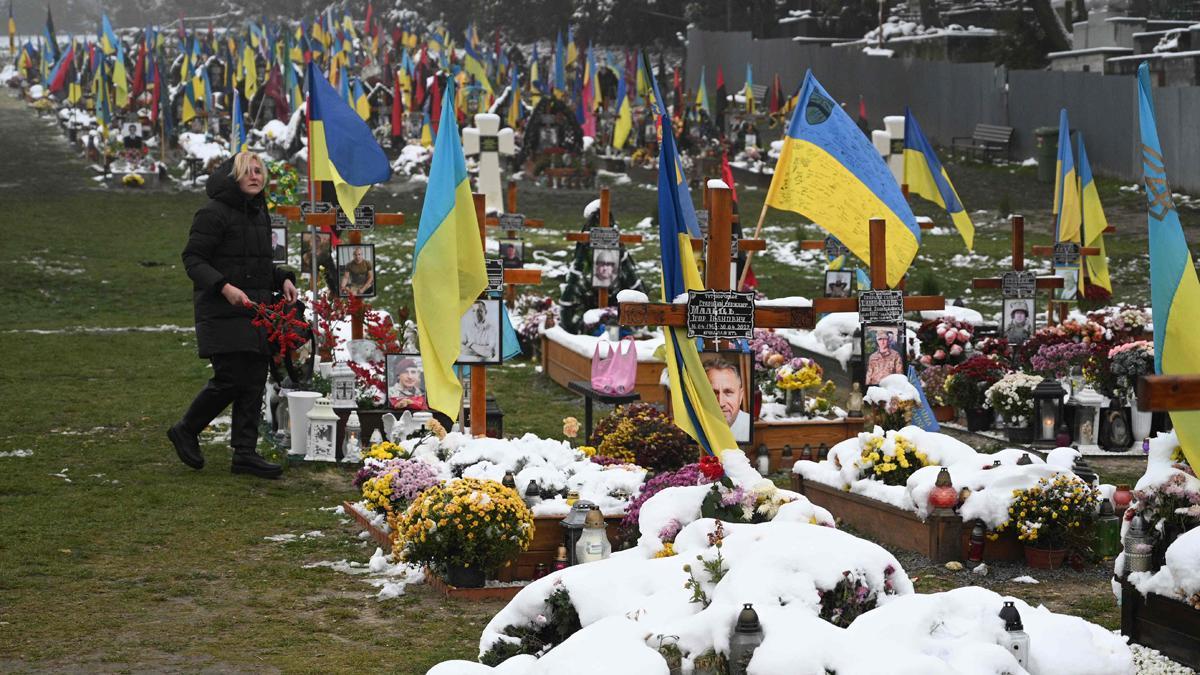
[858,290,905,324]
[685,290,756,341]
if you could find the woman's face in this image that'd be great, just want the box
[237,159,266,196]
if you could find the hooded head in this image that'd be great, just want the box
[206,153,268,212]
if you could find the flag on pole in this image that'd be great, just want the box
[695,65,709,114]
[113,40,130,108]
[305,60,392,215]
[1076,133,1112,294]
[353,77,369,120]
[553,31,565,97]
[412,80,488,420]
[1052,109,1082,244]
[505,68,521,129]
[612,68,632,149]
[743,63,754,115]
[7,1,14,54]
[99,13,119,55]
[43,7,58,62]
[907,365,940,432]
[656,110,738,457]
[1138,61,1200,473]
[765,70,920,287]
[231,90,247,151]
[903,108,974,250]
[714,66,726,132]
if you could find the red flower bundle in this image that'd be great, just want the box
[247,299,309,362]
[699,455,725,481]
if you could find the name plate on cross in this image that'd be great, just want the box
[270,214,288,227]
[824,235,850,260]
[685,290,755,340]
[480,136,499,153]
[300,200,334,215]
[858,290,905,324]
[1052,242,1081,267]
[1002,271,1037,299]
[498,213,526,231]
[485,259,505,293]
[590,227,621,250]
[335,205,376,230]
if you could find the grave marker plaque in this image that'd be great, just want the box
[480,135,499,153]
[590,227,621,250]
[1002,270,1037,299]
[498,212,526,231]
[335,205,376,230]
[300,200,334,215]
[270,213,288,227]
[824,235,850,260]
[485,259,505,293]
[857,290,905,324]
[1053,242,1081,267]
[685,290,756,340]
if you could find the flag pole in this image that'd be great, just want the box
[737,200,769,290]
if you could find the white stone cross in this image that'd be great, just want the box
[462,113,515,213]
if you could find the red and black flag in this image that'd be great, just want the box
[714,66,727,134]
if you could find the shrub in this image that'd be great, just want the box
[590,403,695,472]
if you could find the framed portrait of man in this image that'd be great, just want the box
[862,323,906,387]
[824,270,853,298]
[457,298,503,365]
[700,352,753,445]
[270,226,288,264]
[386,353,428,411]
[337,244,376,298]
[499,239,524,269]
[1002,298,1035,346]
[592,248,619,289]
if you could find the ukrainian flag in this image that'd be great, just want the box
[1139,62,1200,472]
[1077,133,1112,293]
[743,64,754,114]
[231,91,246,151]
[656,111,738,457]
[99,13,118,55]
[765,70,920,287]
[903,107,974,250]
[695,66,709,114]
[305,60,392,215]
[1052,109,1082,244]
[412,81,488,420]
[353,78,369,121]
[420,110,433,147]
[505,69,521,129]
[613,69,633,149]
[112,40,129,108]
[462,42,493,94]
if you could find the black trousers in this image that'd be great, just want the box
[180,352,269,452]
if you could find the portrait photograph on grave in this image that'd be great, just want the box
[1055,267,1079,301]
[499,239,524,269]
[700,352,753,444]
[824,270,853,298]
[592,248,620,289]
[863,323,906,386]
[270,226,288,264]
[1002,297,1035,346]
[337,244,376,298]
[300,231,336,290]
[386,353,428,411]
[457,298,503,365]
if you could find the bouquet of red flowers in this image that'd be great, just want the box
[248,299,310,362]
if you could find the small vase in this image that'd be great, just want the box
[965,408,992,432]
[1023,544,1067,569]
[784,389,805,416]
[444,564,486,589]
[1129,396,1153,444]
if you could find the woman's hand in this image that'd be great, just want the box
[282,279,298,303]
[222,283,250,307]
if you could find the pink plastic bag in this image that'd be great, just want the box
[590,337,637,395]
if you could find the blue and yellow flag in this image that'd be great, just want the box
[656,112,739,457]
[1077,133,1112,293]
[695,65,709,114]
[412,81,488,420]
[613,69,632,150]
[306,60,391,215]
[231,90,247,151]
[1138,62,1200,472]
[505,69,521,129]
[462,42,493,95]
[743,63,754,114]
[903,108,974,250]
[353,77,369,121]
[1052,109,1082,245]
[765,70,920,287]
[99,13,118,55]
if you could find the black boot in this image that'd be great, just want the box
[231,448,283,479]
[168,422,204,469]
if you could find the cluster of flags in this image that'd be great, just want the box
[1052,109,1112,297]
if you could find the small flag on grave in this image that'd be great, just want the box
[657,112,738,457]
[903,108,974,250]
[1077,134,1112,293]
[613,69,633,149]
[1137,62,1200,472]
[412,81,488,420]
[306,59,392,215]
[1052,109,1082,245]
[765,70,920,288]
[907,365,940,432]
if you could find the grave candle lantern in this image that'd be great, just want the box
[729,603,764,675]
[928,467,957,512]
[998,601,1030,669]
[1030,379,1065,446]
[304,397,340,462]
[342,410,362,464]
[330,360,357,409]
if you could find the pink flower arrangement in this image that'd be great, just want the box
[916,317,974,366]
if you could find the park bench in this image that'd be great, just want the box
[951,123,1014,161]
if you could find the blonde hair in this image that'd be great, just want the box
[230,151,265,182]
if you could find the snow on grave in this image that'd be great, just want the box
[792,426,1111,562]
[428,516,1131,675]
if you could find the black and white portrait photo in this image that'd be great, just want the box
[824,270,852,298]
[458,299,503,365]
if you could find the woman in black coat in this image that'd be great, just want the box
[168,152,297,479]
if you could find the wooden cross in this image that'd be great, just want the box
[1030,239,1101,326]
[484,180,546,308]
[970,214,1065,330]
[562,187,644,309]
[467,192,542,437]
[689,180,766,287]
[1138,375,1200,413]
[275,194,406,341]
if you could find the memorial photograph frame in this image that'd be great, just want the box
[336,243,377,298]
[270,225,288,264]
[457,297,504,366]
[824,270,853,298]
[1055,268,1079,301]
[592,247,620,289]
[1001,297,1036,346]
[700,351,754,446]
[499,238,524,269]
[862,322,906,387]
[385,353,429,411]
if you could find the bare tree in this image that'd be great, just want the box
[1028,0,1073,52]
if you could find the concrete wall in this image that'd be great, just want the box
[686,27,1200,192]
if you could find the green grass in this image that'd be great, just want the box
[2,88,1197,673]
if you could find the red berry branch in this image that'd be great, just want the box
[246,299,309,362]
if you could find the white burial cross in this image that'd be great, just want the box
[462,113,516,213]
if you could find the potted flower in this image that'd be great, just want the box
[591,403,695,471]
[774,357,823,416]
[857,433,932,486]
[945,356,1006,431]
[919,365,954,422]
[984,372,1044,443]
[999,474,1099,569]
[357,457,441,516]
[1110,341,1155,439]
[915,317,973,367]
[391,478,534,588]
